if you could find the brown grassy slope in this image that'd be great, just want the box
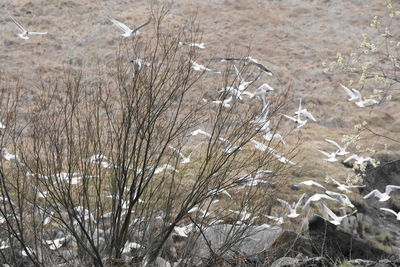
[0,0,399,197]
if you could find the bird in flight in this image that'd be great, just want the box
[364,185,400,202]
[322,203,357,225]
[109,17,151,37]
[10,16,47,40]
[277,193,307,218]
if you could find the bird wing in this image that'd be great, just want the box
[251,61,273,75]
[133,18,151,32]
[339,84,357,100]
[343,154,358,163]
[282,114,297,122]
[300,110,317,121]
[10,16,27,33]
[316,148,331,158]
[322,203,338,220]
[109,18,132,33]
[29,32,47,35]
[325,139,341,150]
[380,208,398,216]
[351,88,362,100]
[363,189,382,199]
[386,185,400,194]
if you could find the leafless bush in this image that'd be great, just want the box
[0,8,295,267]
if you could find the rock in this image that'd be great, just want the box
[308,215,390,262]
[270,257,300,267]
[190,224,281,265]
[270,256,329,267]
[269,230,315,260]
[363,157,400,195]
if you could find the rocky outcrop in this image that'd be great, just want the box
[308,215,390,262]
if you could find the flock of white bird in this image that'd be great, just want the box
[1,14,398,258]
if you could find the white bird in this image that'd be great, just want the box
[243,83,275,107]
[216,57,273,75]
[154,164,179,174]
[0,123,5,129]
[109,17,150,37]
[179,41,205,49]
[325,190,355,208]
[10,16,47,40]
[322,203,356,225]
[168,146,192,164]
[380,208,400,220]
[294,98,317,122]
[339,84,359,101]
[351,89,379,107]
[282,114,307,128]
[303,193,338,209]
[190,60,219,73]
[294,180,326,190]
[277,193,307,218]
[363,185,400,202]
[45,237,66,250]
[326,175,365,193]
[324,139,349,156]
[343,154,377,167]
[316,148,338,162]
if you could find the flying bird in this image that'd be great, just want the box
[324,139,349,156]
[363,185,400,202]
[277,193,307,218]
[322,203,357,225]
[315,148,338,162]
[295,98,317,122]
[343,154,377,167]
[339,83,359,101]
[109,17,150,37]
[350,89,379,107]
[282,114,307,128]
[9,16,47,40]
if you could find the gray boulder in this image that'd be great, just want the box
[189,224,281,265]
